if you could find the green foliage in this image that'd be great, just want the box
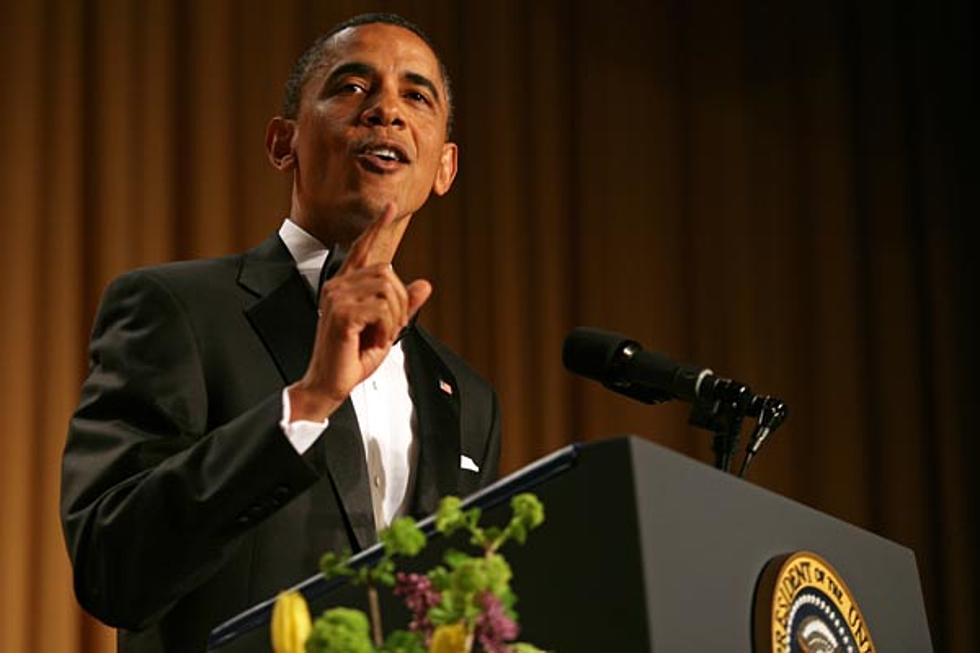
[310,494,547,652]
[436,493,545,554]
[320,520,425,589]
[319,551,354,580]
[428,550,516,626]
[511,643,547,653]
[305,608,375,653]
[380,517,427,557]
[483,554,512,597]
[511,494,545,531]
[364,558,396,587]
[441,549,468,569]
[499,494,545,547]
[380,630,426,653]
[452,558,489,594]
[427,565,451,592]
[481,526,502,545]
[499,587,518,620]
[434,496,467,535]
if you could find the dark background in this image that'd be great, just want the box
[0,1,975,650]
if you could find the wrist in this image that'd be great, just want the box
[286,380,344,423]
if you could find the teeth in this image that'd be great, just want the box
[366,146,399,161]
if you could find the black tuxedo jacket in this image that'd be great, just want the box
[60,233,500,652]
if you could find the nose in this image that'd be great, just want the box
[360,87,404,128]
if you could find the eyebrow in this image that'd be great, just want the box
[324,61,442,105]
[404,72,441,105]
[324,62,375,87]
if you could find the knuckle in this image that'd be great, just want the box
[321,278,343,298]
[379,278,397,298]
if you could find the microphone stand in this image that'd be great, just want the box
[737,397,789,478]
[688,377,753,473]
[688,378,789,475]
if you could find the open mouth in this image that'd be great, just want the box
[356,141,410,172]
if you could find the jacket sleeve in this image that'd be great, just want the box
[60,270,320,629]
[478,390,502,485]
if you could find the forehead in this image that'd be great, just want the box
[318,23,443,87]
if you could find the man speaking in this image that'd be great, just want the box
[60,13,500,652]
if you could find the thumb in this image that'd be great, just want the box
[406,279,433,317]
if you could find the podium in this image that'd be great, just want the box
[208,436,933,652]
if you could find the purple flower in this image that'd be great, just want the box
[394,572,442,642]
[473,591,519,653]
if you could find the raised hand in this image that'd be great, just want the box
[287,203,432,422]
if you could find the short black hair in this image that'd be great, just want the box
[281,13,454,136]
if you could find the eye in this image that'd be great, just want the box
[336,81,367,95]
[405,90,432,106]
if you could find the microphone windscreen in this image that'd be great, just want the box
[561,327,635,382]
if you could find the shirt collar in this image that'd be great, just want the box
[278,218,328,293]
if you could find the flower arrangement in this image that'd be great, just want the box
[271,493,548,653]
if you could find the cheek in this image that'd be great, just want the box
[415,138,445,178]
[297,114,346,162]
[297,136,345,178]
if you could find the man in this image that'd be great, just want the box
[60,13,500,652]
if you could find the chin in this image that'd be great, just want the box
[353,192,415,219]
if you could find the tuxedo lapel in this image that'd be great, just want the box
[238,233,375,551]
[318,399,376,551]
[239,233,316,383]
[243,277,316,384]
[404,328,462,518]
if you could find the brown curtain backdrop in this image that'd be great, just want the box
[1,0,975,651]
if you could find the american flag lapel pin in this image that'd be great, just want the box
[439,379,453,396]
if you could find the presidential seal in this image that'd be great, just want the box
[754,551,876,653]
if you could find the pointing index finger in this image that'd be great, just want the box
[341,202,401,272]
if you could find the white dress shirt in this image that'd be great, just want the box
[277,218,418,531]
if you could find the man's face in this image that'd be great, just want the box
[288,23,457,233]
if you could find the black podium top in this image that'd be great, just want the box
[209,436,932,652]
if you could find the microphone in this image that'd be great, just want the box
[561,327,714,404]
[563,326,789,475]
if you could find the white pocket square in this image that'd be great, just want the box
[460,455,480,472]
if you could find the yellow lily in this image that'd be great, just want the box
[271,590,312,653]
[429,622,470,653]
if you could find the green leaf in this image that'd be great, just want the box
[451,558,489,593]
[380,517,427,557]
[429,592,464,625]
[428,566,450,591]
[511,643,547,653]
[435,496,466,534]
[369,559,396,587]
[484,554,513,597]
[354,565,371,586]
[427,605,452,626]
[318,551,354,580]
[500,587,518,615]
[306,608,375,653]
[508,521,528,546]
[442,549,470,570]
[381,630,425,653]
[462,601,482,621]
[482,526,502,542]
[511,494,545,530]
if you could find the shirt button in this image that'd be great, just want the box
[371,380,378,391]
[373,475,381,488]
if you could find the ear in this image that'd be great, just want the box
[432,141,458,196]
[265,117,297,171]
